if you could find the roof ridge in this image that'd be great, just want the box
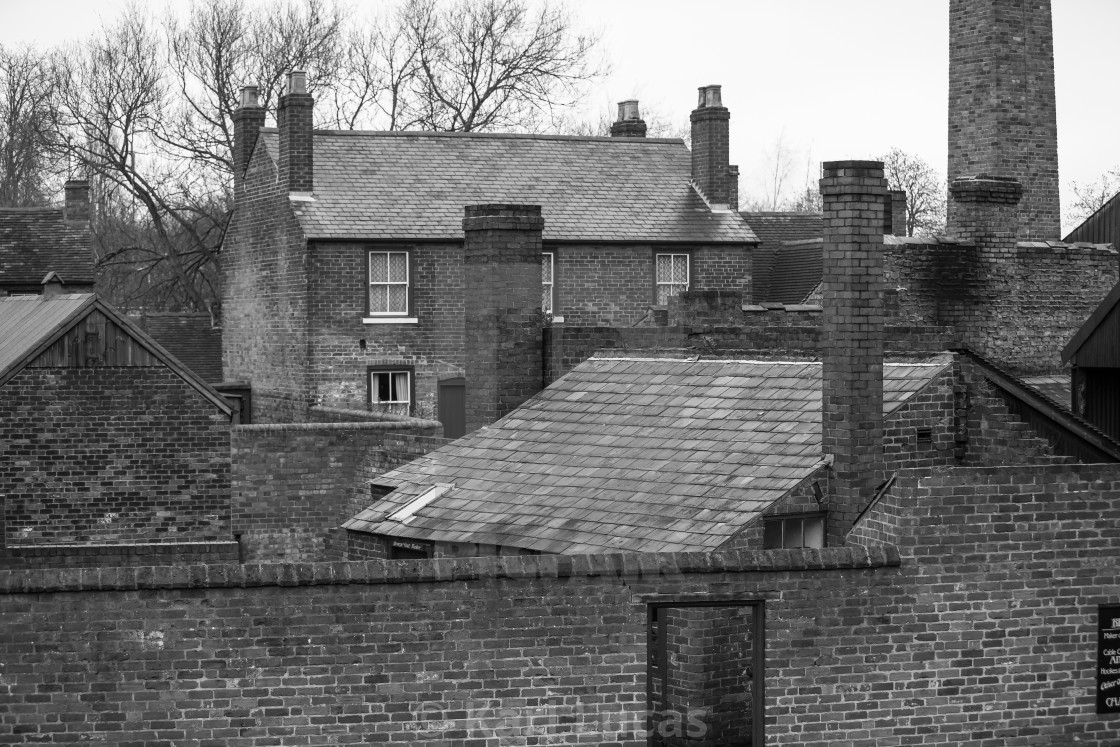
[296,129,686,145]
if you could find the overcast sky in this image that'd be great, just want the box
[2,0,1118,232]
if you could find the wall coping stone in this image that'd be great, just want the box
[236,420,442,433]
[0,547,901,595]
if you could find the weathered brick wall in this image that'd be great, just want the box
[0,367,230,549]
[885,237,1117,374]
[308,240,464,419]
[222,152,311,423]
[1,541,238,569]
[2,502,1119,747]
[947,0,1059,238]
[232,422,444,563]
[550,244,749,328]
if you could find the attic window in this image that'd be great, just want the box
[370,483,395,501]
[763,513,826,549]
[387,484,452,524]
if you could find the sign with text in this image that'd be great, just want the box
[1099,605,1120,714]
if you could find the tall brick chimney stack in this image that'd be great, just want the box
[610,100,647,138]
[277,71,314,195]
[690,84,731,209]
[463,204,545,435]
[947,0,1059,239]
[63,179,90,223]
[232,85,266,194]
[819,160,887,544]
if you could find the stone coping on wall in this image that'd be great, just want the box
[883,234,1114,253]
[6,541,239,556]
[0,546,901,595]
[236,419,443,433]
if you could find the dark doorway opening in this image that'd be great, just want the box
[647,601,763,746]
[438,377,466,439]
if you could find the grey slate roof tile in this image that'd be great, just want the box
[259,130,757,244]
[0,208,94,287]
[344,354,951,554]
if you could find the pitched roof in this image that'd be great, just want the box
[344,353,951,554]
[1062,279,1120,364]
[741,211,823,247]
[257,130,757,244]
[740,213,823,303]
[133,312,222,382]
[0,208,94,287]
[0,294,231,415]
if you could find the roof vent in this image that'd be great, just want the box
[387,483,453,524]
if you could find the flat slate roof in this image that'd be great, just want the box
[258,130,757,244]
[345,353,951,554]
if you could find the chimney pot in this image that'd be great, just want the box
[287,71,308,95]
[618,99,640,121]
[697,84,723,109]
[240,85,259,109]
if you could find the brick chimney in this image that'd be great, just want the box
[947,0,1059,239]
[232,85,266,194]
[819,160,887,544]
[63,180,90,223]
[463,204,545,435]
[690,84,731,209]
[948,175,1023,246]
[277,71,314,195]
[610,99,647,138]
[889,190,907,236]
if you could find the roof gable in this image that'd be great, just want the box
[0,294,231,415]
[344,354,950,554]
[1062,280,1120,364]
[257,130,757,244]
[0,208,94,286]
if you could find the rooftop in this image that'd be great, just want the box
[257,129,758,244]
[0,208,93,287]
[344,352,951,554]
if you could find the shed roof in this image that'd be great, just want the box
[0,208,94,287]
[344,353,950,554]
[257,130,757,244]
[0,294,231,415]
[1062,280,1120,365]
[740,213,823,303]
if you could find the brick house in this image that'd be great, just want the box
[0,180,94,296]
[222,76,757,430]
[0,293,235,568]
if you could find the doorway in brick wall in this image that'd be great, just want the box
[647,601,763,746]
[438,377,466,439]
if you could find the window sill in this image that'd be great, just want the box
[549,315,564,323]
[363,317,418,325]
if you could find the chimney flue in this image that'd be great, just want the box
[232,85,266,194]
[63,180,90,223]
[819,160,887,544]
[690,84,731,208]
[278,71,314,194]
[610,99,647,138]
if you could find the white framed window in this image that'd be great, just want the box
[655,253,690,305]
[368,368,411,414]
[542,251,555,315]
[763,513,826,549]
[368,250,409,315]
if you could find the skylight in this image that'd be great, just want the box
[387,484,452,524]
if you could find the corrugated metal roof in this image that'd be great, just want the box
[0,208,94,287]
[257,130,757,244]
[344,353,951,554]
[0,294,94,379]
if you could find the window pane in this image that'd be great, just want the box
[786,518,804,548]
[388,252,408,282]
[656,254,671,282]
[542,284,553,314]
[542,254,553,284]
[370,253,388,283]
[391,372,409,403]
[369,285,388,313]
[763,520,782,549]
[374,373,390,402]
[672,255,688,285]
[804,517,825,548]
[656,285,673,306]
[388,284,408,313]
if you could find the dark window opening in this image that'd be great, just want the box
[763,513,826,549]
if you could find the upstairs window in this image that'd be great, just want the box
[655,253,690,305]
[369,250,409,316]
[542,251,555,315]
[368,367,411,415]
[763,513,826,549]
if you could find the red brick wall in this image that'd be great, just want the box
[222,153,311,422]
[0,367,230,548]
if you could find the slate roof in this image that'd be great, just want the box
[0,208,94,288]
[740,212,823,303]
[0,294,231,415]
[1021,375,1072,408]
[257,130,757,244]
[133,312,222,382]
[344,353,951,554]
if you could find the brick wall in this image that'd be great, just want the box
[0,367,230,550]
[884,237,1117,373]
[947,0,1060,239]
[222,153,311,422]
[232,422,445,563]
[3,490,1120,747]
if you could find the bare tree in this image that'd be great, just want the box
[0,44,63,206]
[880,147,946,237]
[1066,168,1120,231]
[404,0,604,132]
